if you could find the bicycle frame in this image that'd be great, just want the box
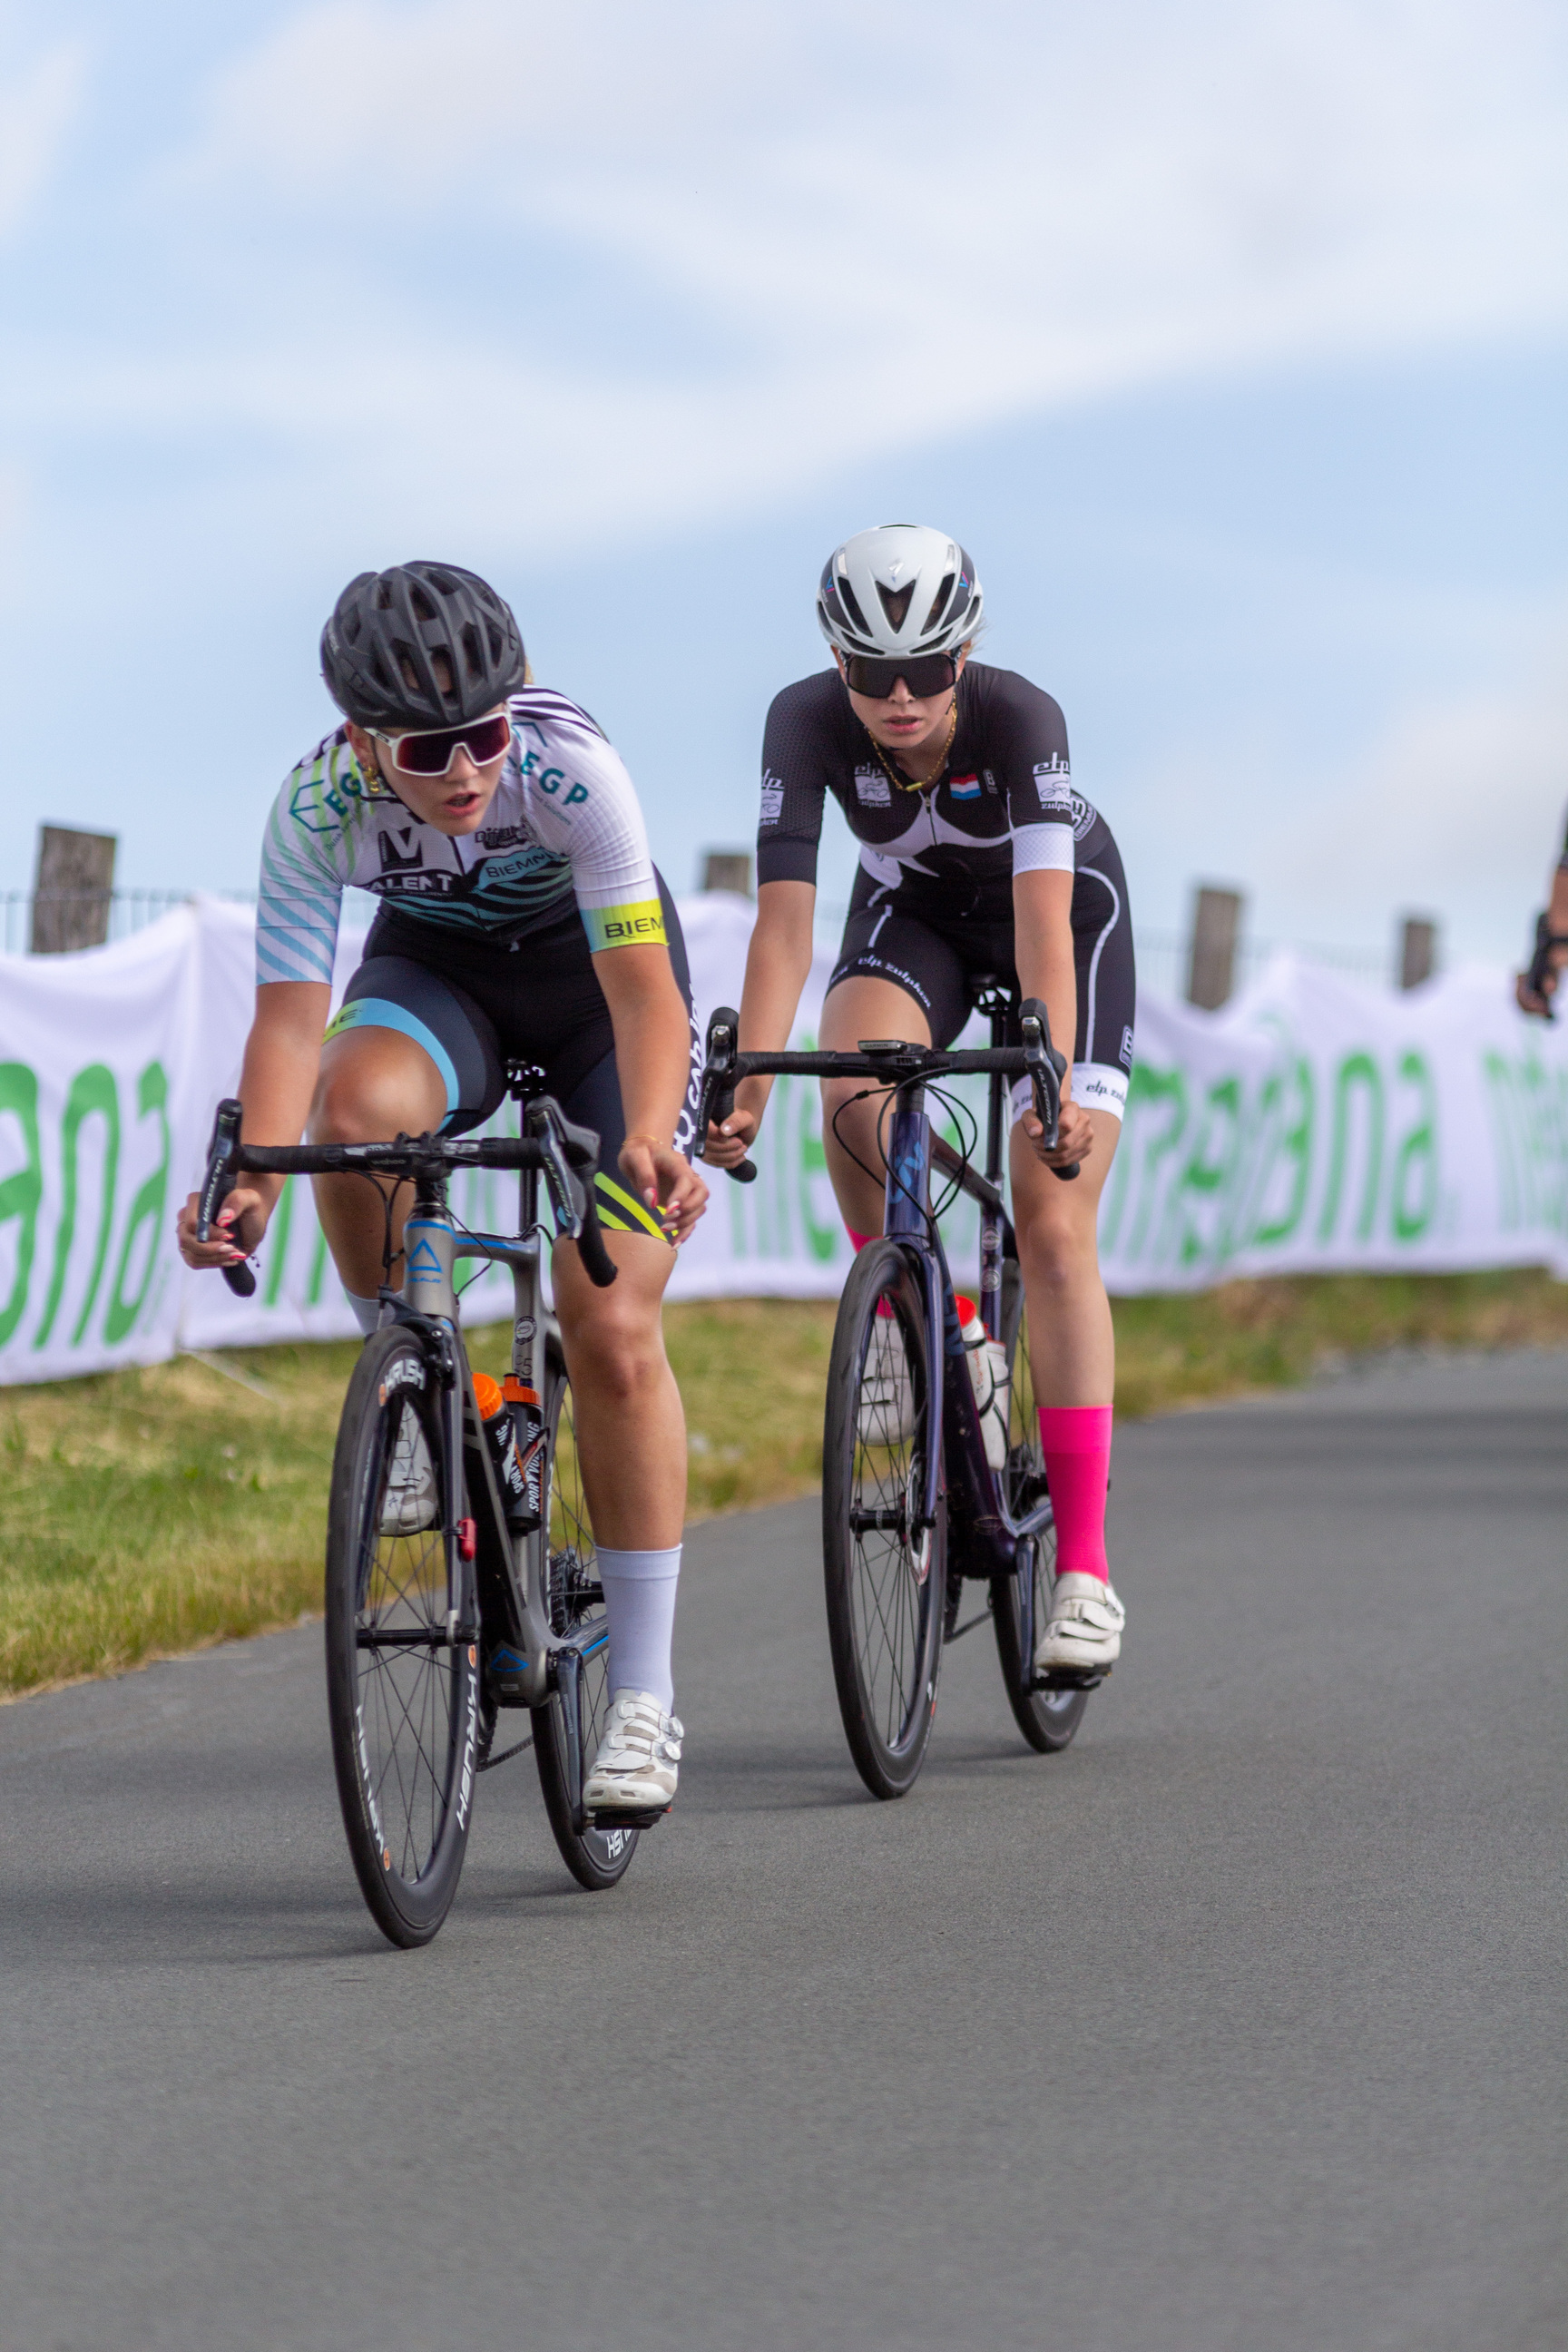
[399,1159,609,1818]
[883,1065,1054,1592]
[698,995,1063,1594]
[198,1093,616,1827]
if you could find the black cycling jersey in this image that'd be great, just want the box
[756,662,1112,918]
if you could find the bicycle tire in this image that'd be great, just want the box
[991,1261,1089,1752]
[822,1238,946,1798]
[325,1325,480,1948]
[532,1339,639,1890]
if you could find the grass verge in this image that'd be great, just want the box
[4,1270,1565,1698]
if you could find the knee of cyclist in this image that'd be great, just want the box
[310,1063,426,1146]
[569,1308,665,1407]
[1018,1222,1092,1294]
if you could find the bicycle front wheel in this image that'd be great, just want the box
[991,1260,1089,1752]
[325,1326,479,1948]
[532,1340,639,1890]
[822,1238,946,1798]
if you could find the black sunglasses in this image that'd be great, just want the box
[842,652,959,700]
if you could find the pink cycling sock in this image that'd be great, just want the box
[847,1227,896,1315]
[1037,1405,1113,1582]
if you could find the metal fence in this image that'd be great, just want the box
[3,887,1400,997]
[0,889,255,956]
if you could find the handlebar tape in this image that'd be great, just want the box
[198,1098,260,1293]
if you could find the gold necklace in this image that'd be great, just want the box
[867,697,959,796]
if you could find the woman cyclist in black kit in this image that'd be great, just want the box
[704,524,1136,1676]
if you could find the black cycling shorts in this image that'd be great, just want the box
[324,873,699,1241]
[827,848,1136,1122]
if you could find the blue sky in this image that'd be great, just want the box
[1,0,1564,970]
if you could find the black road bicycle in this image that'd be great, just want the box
[699,985,1103,1798]
[195,1073,649,1949]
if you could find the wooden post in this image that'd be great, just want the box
[30,826,118,954]
[1397,916,1437,991]
[1185,885,1242,1010]
[701,850,753,897]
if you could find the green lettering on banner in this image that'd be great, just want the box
[1170,1077,1242,1269]
[1318,1051,1383,1244]
[263,1175,295,1308]
[0,1063,43,1348]
[1390,1051,1437,1241]
[1250,1054,1314,1247]
[103,1062,171,1344]
[1099,1062,1188,1263]
[34,1064,121,1348]
[307,1220,330,1306]
[795,1051,838,1263]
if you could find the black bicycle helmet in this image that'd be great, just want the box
[319,562,527,730]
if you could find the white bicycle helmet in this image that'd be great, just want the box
[817,524,983,661]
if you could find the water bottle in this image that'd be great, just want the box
[954,1294,1010,1471]
[473,1373,539,1534]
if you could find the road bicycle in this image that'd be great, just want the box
[699,985,1102,1798]
[195,1073,647,1949]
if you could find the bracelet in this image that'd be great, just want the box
[622,1132,667,1150]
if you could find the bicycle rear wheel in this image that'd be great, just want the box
[325,1326,479,1947]
[991,1261,1089,1752]
[822,1238,946,1798]
[532,1339,639,1890]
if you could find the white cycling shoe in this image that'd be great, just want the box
[1034,1572,1125,1678]
[583,1690,683,1816]
[380,1416,437,1536]
[858,1319,916,1446]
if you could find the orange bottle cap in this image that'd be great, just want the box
[472,1372,504,1419]
[503,1377,539,1406]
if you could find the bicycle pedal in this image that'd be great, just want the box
[585,1806,669,1831]
[1033,1664,1110,1692]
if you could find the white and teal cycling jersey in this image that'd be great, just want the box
[256,687,666,985]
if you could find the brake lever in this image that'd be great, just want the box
[1525,912,1568,1022]
[701,1005,758,1184]
[528,1103,587,1240]
[195,1098,259,1296]
[1019,999,1080,1184]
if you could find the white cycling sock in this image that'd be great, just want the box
[596,1545,681,1714]
[345,1288,381,1337]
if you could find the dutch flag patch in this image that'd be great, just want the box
[948,773,981,799]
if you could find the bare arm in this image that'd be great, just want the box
[593,941,710,1240]
[1517,864,1568,1015]
[703,879,816,1167]
[176,982,330,1266]
[1013,867,1094,1166]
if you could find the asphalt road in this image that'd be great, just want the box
[3,1352,1563,2352]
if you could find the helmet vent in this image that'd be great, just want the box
[461,622,484,681]
[877,582,915,634]
[838,577,875,641]
[923,574,955,634]
[408,583,438,624]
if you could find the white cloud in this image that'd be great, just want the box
[89,0,1565,551]
[1250,622,1568,956]
[0,36,87,236]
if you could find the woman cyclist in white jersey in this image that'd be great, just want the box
[704,524,1135,1677]
[177,562,703,1815]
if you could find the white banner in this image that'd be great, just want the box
[1,897,1564,1383]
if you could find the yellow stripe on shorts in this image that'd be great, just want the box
[594,1169,671,1243]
